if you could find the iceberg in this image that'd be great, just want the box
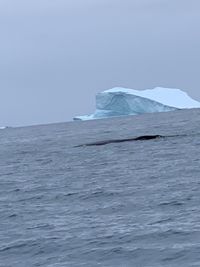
[0,126,10,130]
[74,87,200,120]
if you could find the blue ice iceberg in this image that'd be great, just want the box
[74,87,200,120]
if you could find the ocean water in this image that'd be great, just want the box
[1,109,200,267]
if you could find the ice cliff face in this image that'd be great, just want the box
[74,87,200,120]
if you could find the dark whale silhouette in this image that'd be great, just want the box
[75,133,190,148]
[76,135,164,147]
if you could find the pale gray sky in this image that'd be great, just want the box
[1,0,200,126]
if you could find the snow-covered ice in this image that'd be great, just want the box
[74,87,200,120]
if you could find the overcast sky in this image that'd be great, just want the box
[1,0,200,126]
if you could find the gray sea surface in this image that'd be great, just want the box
[1,109,200,267]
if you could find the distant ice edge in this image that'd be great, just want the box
[74,87,200,121]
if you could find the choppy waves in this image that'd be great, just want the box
[1,109,200,266]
